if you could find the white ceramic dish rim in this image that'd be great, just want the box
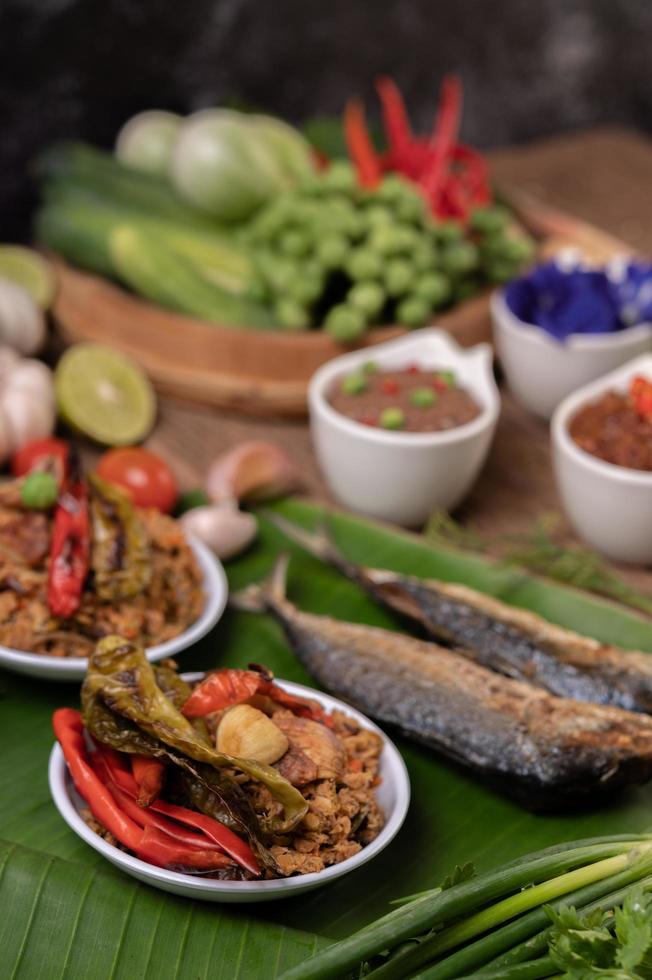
[49,676,411,897]
[309,328,500,447]
[492,289,652,351]
[0,536,227,677]
[552,352,652,487]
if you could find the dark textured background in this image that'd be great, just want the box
[2,0,652,238]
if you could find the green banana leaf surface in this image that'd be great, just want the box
[3,497,652,979]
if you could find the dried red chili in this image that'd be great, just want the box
[47,457,90,618]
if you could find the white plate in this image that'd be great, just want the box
[49,677,411,902]
[0,537,227,682]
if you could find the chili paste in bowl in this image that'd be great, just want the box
[569,376,652,472]
[328,363,481,433]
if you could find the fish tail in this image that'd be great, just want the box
[265,512,346,567]
[229,553,290,613]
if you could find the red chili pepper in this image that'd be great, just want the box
[55,712,246,873]
[53,709,143,849]
[181,668,331,728]
[94,742,261,875]
[375,76,413,166]
[91,752,230,853]
[406,364,421,375]
[421,74,463,206]
[131,755,165,806]
[381,379,400,395]
[181,670,261,716]
[47,461,90,619]
[136,826,235,872]
[343,98,382,189]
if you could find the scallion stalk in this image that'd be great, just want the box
[371,844,652,980]
[278,836,650,980]
[407,869,652,980]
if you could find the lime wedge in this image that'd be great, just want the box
[55,344,156,446]
[0,247,56,309]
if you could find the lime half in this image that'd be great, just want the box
[0,247,56,309]
[55,344,156,446]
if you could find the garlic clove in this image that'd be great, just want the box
[205,441,299,504]
[180,503,257,560]
[0,346,20,386]
[7,360,56,408]
[217,704,289,765]
[0,279,46,355]
[0,403,15,463]
[3,387,55,452]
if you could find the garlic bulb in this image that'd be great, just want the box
[0,345,55,462]
[180,501,257,560]
[0,279,46,355]
[217,704,289,764]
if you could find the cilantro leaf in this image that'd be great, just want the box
[548,904,616,974]
[441,862,476,891]
[614,890,652,976]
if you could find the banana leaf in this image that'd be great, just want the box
[4,497,652,977]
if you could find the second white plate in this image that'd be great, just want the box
[0,536,227,682]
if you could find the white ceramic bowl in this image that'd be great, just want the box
[308,328,500,527]
[552,353,652,563]
[492,289,652,420]
[49,676,410,902]
[0,538,227,682]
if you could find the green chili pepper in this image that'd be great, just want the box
[88,474,151,601]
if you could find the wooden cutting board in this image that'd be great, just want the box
[50,192,633,418]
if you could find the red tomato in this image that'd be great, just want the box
[11,438,69,478]
[96,448,178,512]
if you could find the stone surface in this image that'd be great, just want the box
[3,0,652,235]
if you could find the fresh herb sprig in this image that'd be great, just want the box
[424,511,652,619]
[547,888,652,978]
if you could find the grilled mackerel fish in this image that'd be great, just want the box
[234,556,652,810]
[269,515,652,714]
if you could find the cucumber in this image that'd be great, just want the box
[109,225,276,328]
[35,142,219,231]
[36,196,256,295]
[35,202,117,279]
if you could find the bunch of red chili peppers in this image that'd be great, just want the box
[53,708,260,875]
[344,75,491,222]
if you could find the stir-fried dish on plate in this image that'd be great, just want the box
[0,467,203,657]
[53,638,385,879]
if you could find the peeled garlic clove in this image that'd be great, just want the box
[180,503,257,560]
[0,279,46,355]
[205,441,298,504]
[217,704,289,765]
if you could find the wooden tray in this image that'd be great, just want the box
[51,259,493,416]
[50,195,632,417]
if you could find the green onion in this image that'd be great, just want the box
[278,836,651,980]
